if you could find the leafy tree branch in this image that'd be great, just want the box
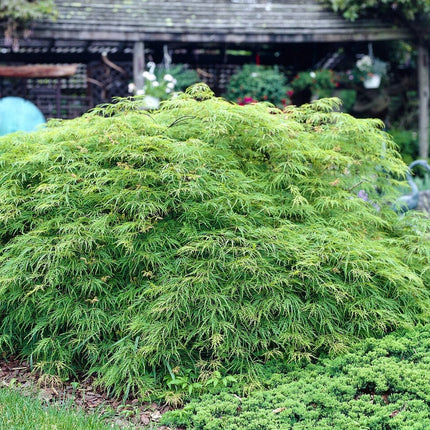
[0,0,57,50]
[321,0,430,39]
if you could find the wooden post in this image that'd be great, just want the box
[56,78,61,118]
[133,41,145,93]
[418,43,429,160]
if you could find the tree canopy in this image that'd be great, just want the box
[0,0,57,50]
[323,0,430,36]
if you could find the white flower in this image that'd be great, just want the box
[166,82,175,90]
[152,81,160,87]
[163,74,174,82]
[251,72,259,78]
[143,71,156,81]
[136,89,145,96]
[128,83,136,93]
[356,55,372,72]
[143,95,160,109]
[310,71,316,78]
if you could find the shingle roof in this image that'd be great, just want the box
[30,0,411,43]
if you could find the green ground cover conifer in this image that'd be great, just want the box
[0,84,429,399]
[161,324,430,429]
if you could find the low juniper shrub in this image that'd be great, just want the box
[161,324,430,429]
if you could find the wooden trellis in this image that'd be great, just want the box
[0,64,89,119]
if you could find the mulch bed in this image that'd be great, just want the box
[0,356,177,429]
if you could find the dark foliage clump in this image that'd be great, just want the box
[0,84,429,398]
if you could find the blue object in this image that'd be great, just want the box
[0,96,45,136]
[394,159,430,213]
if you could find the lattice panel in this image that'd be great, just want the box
[0,64,88,119]
[87,61,132,108]
[0,78,27,99]
[27,64,87,90]
[86,61,239,108]
[197,64,241,95]
[27,87,89,119]
[1,61,242,121]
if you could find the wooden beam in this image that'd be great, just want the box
[28,28,412,44]
[418,43,429,160]
[133,41,145,93]
[0,64,78,78]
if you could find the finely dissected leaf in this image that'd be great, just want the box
[0,84,429,398]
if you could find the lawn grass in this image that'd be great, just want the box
[0,387,120,430]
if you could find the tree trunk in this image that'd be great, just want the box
[418,43,429,159]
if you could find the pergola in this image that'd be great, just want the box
[1,0,428,157]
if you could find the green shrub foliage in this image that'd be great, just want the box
[0,84,429,398]
[225,64,288,106]
[161,324,430,429]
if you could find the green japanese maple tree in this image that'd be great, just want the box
[0,84,429,399]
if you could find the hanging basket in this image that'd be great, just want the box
[363,74,381,89]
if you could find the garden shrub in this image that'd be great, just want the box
[0,84,429,399]
[225,64,288,106]
[290,69,339,101]
[130,63,199,100]
[387,127,421,164]
[161,324,430,429]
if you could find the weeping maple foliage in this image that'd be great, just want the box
[0,84,429,398]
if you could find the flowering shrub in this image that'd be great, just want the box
[290,69,339,100]
[225,64,289,107]
[128,63,198,108]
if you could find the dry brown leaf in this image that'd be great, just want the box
[151,410,162,421]
[140,414,151,425]
[272,407,286,414]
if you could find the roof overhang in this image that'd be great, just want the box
[30,28,412,44]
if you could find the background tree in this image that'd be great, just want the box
[0,0,57,51]
[323,0,430,27]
